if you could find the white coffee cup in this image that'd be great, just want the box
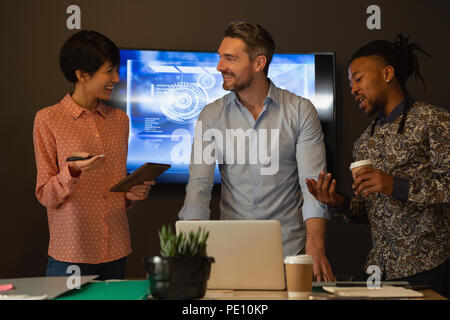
[349,159,373,177]
[284,255,314,298]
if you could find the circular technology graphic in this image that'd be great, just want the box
[161,82,208,124]
[197,73,216,90]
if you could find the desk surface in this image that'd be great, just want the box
[203,288,447,300]
[54,280,447,300]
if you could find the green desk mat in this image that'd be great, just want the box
[55,280,150,300]
[55,280,324,300]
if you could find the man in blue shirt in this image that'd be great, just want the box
[178,21,334,281]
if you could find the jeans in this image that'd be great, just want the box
[46,256,127,281]
[391,259,449,298]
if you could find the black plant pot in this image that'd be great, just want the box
[145,256,215,299]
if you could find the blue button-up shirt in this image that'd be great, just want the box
[178,81,330,256]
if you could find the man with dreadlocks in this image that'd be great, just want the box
[306,34,449,297]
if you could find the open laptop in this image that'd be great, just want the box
[175,220,286,290]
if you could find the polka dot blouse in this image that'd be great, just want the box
[33,93,132,264]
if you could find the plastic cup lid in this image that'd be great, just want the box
[284,254,314,264]
[349,159,373,170]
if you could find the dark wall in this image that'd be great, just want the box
[1,0,449,279]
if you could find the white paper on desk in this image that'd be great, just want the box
[322,286,424,298]
[0,294,48,300]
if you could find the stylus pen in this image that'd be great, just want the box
[66,155,96,162]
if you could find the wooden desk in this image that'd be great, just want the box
[54,279,446,300]
[203,289,447,300]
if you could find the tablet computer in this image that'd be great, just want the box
[109,162,171,192]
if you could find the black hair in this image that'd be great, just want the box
[60,30,120,83]
[224,21,276,76]
[350,34,431,135]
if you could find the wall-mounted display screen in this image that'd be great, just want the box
[109,49,336,183]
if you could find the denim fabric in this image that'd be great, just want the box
[46,256,127,281]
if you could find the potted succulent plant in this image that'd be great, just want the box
[145,225,214,299]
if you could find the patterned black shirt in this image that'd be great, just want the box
[331,101,449,280]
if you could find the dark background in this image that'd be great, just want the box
[1,0,449,280]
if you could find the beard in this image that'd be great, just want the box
[366,103,380,117]
[365,95,387,117]
[222,73,253,93]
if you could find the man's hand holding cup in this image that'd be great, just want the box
[351,160,394,197]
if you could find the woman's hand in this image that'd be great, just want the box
[67,152,105,176]
[125,181,156,201]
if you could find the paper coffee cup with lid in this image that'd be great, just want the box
[349,159,373,177]
[284,254,314,298]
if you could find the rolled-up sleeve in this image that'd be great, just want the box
[178,112,216,220]
[296,100,331,221]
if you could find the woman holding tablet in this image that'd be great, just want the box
[33,30,154,280]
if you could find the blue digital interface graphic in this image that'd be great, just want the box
[120,49,315,183]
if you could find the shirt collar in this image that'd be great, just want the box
[61,93,107,119]
[226,79,280,109]
[265,80,280,106]
[378,93,414,125]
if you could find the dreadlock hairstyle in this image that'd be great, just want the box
[350,34,431,136]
